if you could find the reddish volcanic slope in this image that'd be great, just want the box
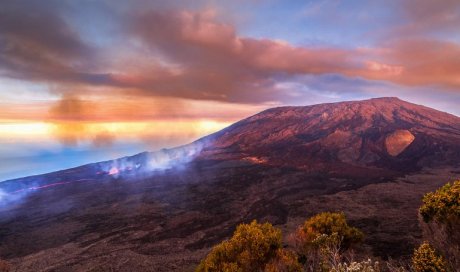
[199,97,460,173]
[0,97,459,271]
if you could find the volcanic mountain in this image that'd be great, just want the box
[199,97,460,171]
[1,97,460,271]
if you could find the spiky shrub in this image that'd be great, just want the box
[419,181,460,268]
[264,249,302,272]
[295,212,364,251]
[412,242,449,272]
[293,212,364,271]
[420,181,460,223]
[196,220,282,272]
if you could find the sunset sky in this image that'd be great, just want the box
[1,0,460,181]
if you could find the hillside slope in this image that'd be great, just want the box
[199,97,460,172]
[0,97,459,271]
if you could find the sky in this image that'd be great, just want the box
[0,0,459,181]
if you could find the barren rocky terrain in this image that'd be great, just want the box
[1,97,460,271]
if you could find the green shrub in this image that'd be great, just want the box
[196,220,282,272]
[419,180,460,223]
[412,242,449,272]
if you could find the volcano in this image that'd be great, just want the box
[1,97,460,271]
[199,97,460,172]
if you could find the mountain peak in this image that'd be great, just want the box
[200,97,460,173]
[368,96,401,102]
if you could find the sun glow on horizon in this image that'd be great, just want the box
[0,122,51,139]
[0,120,231,142]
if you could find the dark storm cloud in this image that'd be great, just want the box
[0,0,115,86]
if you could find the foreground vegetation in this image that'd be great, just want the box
[419,180,460,270]
[197,180,460,272]
[0,181,458,271]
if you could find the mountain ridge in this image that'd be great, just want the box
[2,97,459,188]
[195,97,460,173]
[1,97,460,271]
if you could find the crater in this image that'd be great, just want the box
[385,130,415,156]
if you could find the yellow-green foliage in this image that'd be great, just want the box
[265,249,302,272]
[196,220,282,272]
[412,242,449,272]
[419,180,460,223]
[295,212,364,252]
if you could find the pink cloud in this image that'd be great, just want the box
[1,4,459,106]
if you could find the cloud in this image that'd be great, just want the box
[123,7,460,101]
[0,1,99,83]
[92,132,115,147]
[111,8,361,103]
[357,39,460,88]
[48,94,117,146]
[397,0,460,36]
[0,0,459,108]
[0,4,362,104]
[48,95,91,146]
[43,93,258,147]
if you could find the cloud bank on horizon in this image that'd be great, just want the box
[0,0,459,180]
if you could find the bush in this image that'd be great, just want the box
[197,213,365,271]
[332,259,380,272]
[294,212,363,253]
[412,242,449,272]
[196,220,282,272]
[419,181,460,268]
[419,180,460,224]
[292,212,363,271]
[264,249,302,272]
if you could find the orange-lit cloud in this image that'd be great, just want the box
[0,120,232,148]
[365,61,404,76]
[0,94,266,123]
[110,7,460,97]
[355,39,460,88]
[117,9,360,102]
[0,93,263,146]
[0,1,459,108]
